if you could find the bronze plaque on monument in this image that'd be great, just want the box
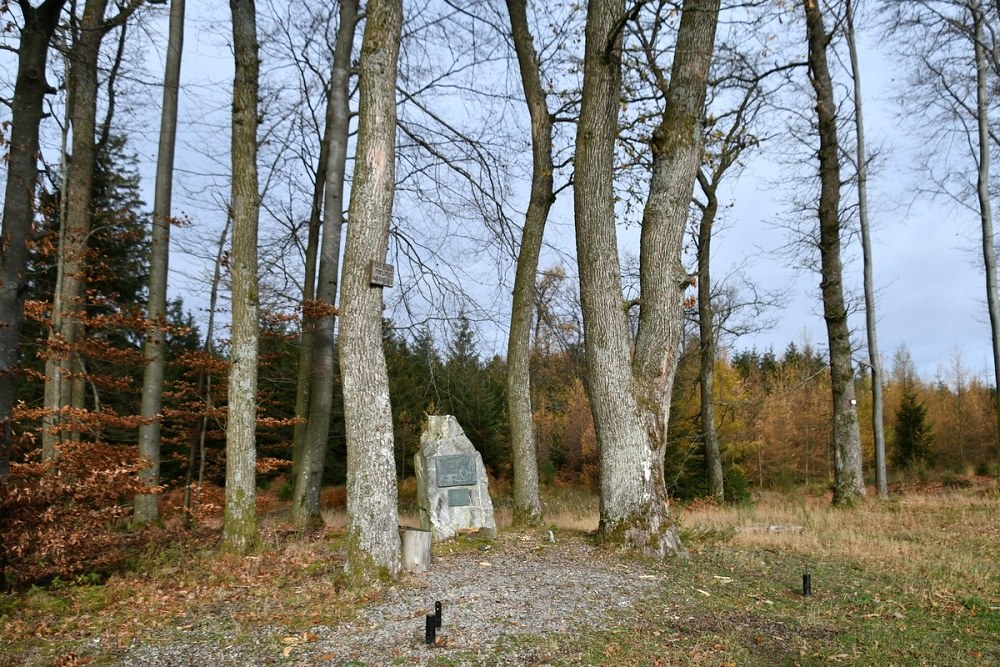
[447,488,472,507]
[435,454,477,487]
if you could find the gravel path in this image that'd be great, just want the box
[118,533,665,666]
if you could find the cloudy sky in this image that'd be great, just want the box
[144,2,1000,383]
[4,1,993,384]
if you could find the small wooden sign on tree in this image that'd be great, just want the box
[369,261,395,287]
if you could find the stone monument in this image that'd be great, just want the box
[414,415,496,541]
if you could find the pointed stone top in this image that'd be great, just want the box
[421,414,469,448]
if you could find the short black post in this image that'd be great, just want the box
[435,600,442,628]
[425,613,436,644]
[802,573,812,596]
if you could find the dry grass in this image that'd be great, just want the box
[5,481,997,666]
[679,481,1000,596]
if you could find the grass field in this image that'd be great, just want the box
[524,481,1000,665]
[1,480,997,666]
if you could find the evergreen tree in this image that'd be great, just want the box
[439,315,507,475]
[894,388,934,468]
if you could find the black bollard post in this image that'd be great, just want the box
[425,613,436,645]
[802,573,812,596]
[435,601,442,628]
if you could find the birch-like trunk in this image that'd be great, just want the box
[135,0,186,524]
[504,0,553,528]
[292,0,358,529]
[845,0,886,498]
[804,0,865,504]
[340,0,403,579]
[223,0,261,554]
[0,0,67,479]
[969,2,1000,481]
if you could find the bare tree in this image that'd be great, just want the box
[291,0,358,530]
[340,0,403,578]
[575,0,720,555]
[504,0,554,528]
[845,0,886,498]
[885,0,1000,480]
[41,0,145,457]
[42,0,113,457]
[135,0,186,524]
[223,0,261,554]
[0,0,68,480]
[804,0,865,504]
[694,25,802,503]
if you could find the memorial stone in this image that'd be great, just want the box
[414,415,496,541]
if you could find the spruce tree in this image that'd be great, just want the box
[894,388,933,469]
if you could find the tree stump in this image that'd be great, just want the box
[402,528,431,573]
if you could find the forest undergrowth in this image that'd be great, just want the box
[1,477,997,666]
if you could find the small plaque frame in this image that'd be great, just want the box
[447,488,472,507]
[435,454,477,487]
[369,261,395,287]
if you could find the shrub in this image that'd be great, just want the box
[723,465,753,505]
[0,441,158,589]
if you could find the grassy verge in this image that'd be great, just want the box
[513,482,1000,665]
[2,481,997,666]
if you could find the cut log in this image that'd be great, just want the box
[402,528,432,573]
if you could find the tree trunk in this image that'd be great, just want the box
[575,0,716,556]
[340,0,403,579]
[804,0,865,504]
[629,0,719,550]
[0,0,67,480]
[504,0,553,528]
[574,0,645,548]
[223,0,261,554]
[289,88,329,485]
[696,171,724,503]
[135,0,186,524]
[43,0,111,457]
[969,1,1000,482]
[184,216,230,520]
[292,0,358,529]
[845,0,886,499]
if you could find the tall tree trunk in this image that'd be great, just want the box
[504,0,553,528]
[629,0,719,550]
[340,0,403,579]
[574,0,644,548]
[223,0,261,554]
[0,0,68,480]
[575,0,717,556]
[43,0,111,456]
[804,0,865,504]
[845,0,886,498]
[292,0,358,529]
[184,216,230,520]
[135,0,186,524]
[289,93,330,485]
[695,171,724,503]
[969,1,1000,482]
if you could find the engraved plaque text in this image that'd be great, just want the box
[435,454,477,487]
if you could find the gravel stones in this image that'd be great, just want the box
[117,533,662,666]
